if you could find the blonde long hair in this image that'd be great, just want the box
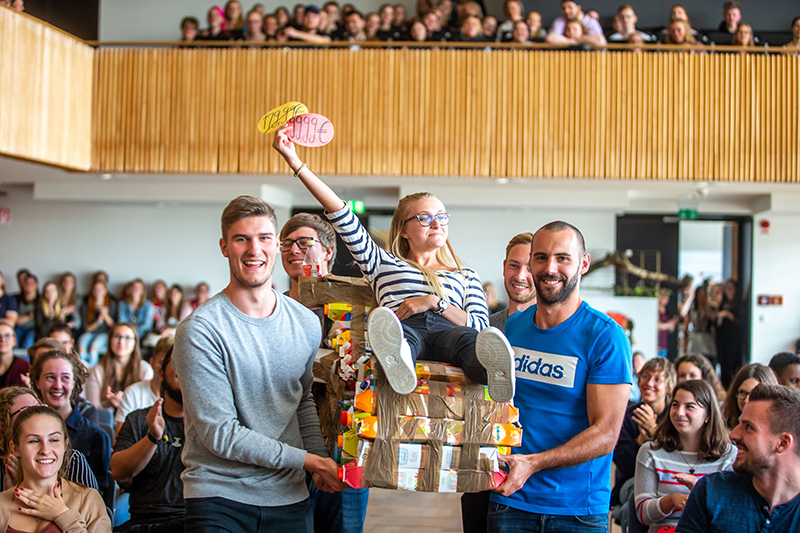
[387,192,465,298]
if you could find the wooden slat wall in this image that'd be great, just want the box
[91,47,799,181]
[0,8,94,170]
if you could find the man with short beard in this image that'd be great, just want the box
[462,232,537,533]
[111,347,186,532]
[677,384,800,532]
[489,221,632,533]
[173,196,344,532]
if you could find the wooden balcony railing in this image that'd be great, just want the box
[2,8,798,182]
[91,46,800,182]
[0,7,94,170]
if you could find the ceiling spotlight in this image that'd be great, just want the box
[496,178,509,185]
[101,174,112,180]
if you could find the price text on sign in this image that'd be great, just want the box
[258,102,308,134]
[286,113,334,147]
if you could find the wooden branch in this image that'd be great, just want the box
[586,250,682,285]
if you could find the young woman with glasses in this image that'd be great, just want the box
[273,126,515,401]
[84,323,153,411]
[721,363,778,430]
[0,387,98,492]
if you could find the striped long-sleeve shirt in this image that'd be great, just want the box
[634,441,736,532]
[326,206,489,330]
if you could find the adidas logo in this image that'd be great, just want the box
[513,348,578,388]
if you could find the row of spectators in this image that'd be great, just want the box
[0,269,209,366]
[0,0,23,13]
[178,1,800,48]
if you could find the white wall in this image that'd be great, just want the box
[750,213,800,364]
[3,181,799,363]
[0,185,290,296]
[99,0,422,41]
[445,205,617,303]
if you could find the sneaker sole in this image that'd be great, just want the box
[476,327,515,402]
[368,308,417,395]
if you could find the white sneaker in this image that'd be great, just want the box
[476,327,516,402]
[367,307,417,395]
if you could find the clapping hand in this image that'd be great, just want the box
[633,403,657,443]
[146,398,165,441]
[105,387,124,409]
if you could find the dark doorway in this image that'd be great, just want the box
[616,214,752,373]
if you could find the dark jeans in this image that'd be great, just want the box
[184,497,313,533]
[461,490,491,533]
[402,311,486,384]
[307,472,369,533]
[487,502,608,533]
[114,517,184,533]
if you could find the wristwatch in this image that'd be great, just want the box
[435,297,448,315]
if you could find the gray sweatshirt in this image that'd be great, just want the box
[173,291,327,507]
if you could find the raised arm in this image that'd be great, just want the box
[495,381,630,496]
[273,124,346,213]
[110,400,164,487]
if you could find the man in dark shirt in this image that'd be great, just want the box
[111,347,185,533]
[678,384,800,532]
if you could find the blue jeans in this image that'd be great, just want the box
[184,497,312,533]
[308,476,369,533]
[77,331,108,367]
[487,502,608,533]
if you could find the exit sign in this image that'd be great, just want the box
[678,209,698,220]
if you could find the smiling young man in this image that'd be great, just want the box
[489,221,632,533]
[462,232,537,533]
[280,213,337,300]
[173,195,345,533]
[280,213,371,533]
[488,233,537,332]
[677,384,800,532]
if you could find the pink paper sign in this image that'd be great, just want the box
[286,113,334,147]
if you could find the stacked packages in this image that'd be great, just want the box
[299,275,523,493]
[340,361,522,492]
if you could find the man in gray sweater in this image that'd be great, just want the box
[174,195,345,532]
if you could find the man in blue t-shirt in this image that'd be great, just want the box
[490,221,632,533]
[677,384,800,532]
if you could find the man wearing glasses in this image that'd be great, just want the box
[280,213,337,300]
[280,212,370,533]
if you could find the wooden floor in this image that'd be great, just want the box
[362,489,623,533]
[364,489,463,533]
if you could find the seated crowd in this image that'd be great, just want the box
[2,249,800,532]
[611,350,800,532]
[178,0,800,49]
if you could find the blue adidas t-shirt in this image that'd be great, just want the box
[492,301,632,516]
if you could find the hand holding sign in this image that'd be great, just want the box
[258,102,309,134]
[286,113,334,147]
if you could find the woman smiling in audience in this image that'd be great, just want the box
[31,349,114,511]
[0,405,110,532]
[634,380,736,532]
[84,323,152,411]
